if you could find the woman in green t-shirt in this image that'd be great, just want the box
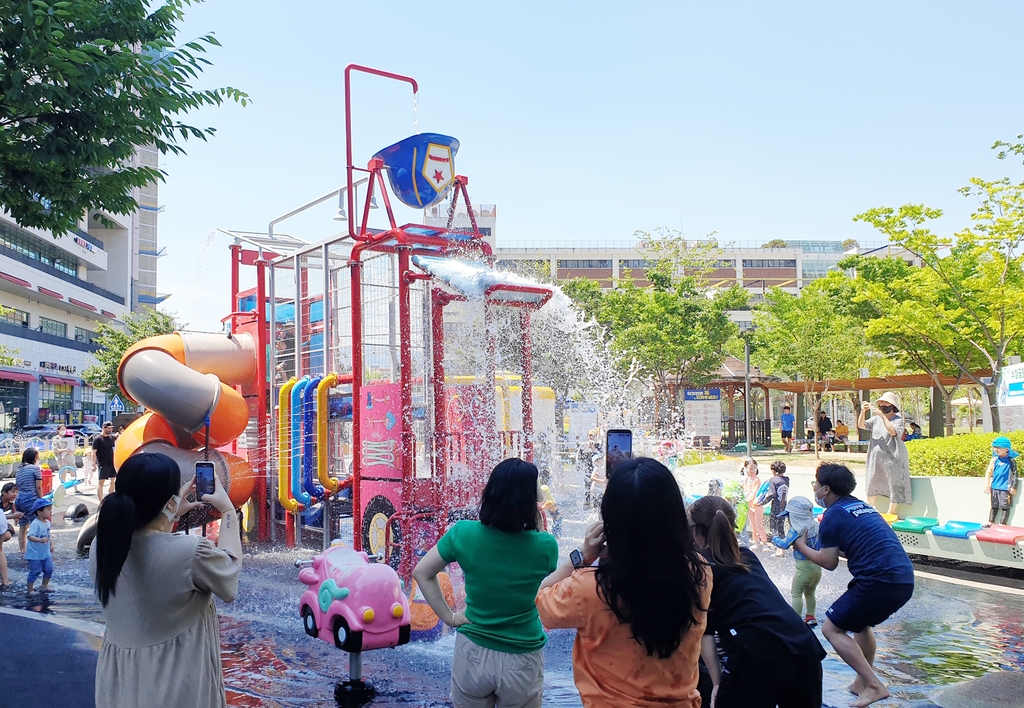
[413,458,558,708]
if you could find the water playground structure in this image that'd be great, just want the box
[75,67,560,693]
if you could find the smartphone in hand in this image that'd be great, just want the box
[195,461,216,501]
[605,429,633,475]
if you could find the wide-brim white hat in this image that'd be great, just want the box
[878,391,901,411]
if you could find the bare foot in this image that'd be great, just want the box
[847,678,864,694]
[850,684,889,707]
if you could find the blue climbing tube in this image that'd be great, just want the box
[290,376,311,507]
[302,375,324,502]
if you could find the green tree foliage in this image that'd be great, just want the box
[752,285,865,455]
[854,174,1024,431]
[761,238,789,249]
[0,0,247,235]
[83,307,177,395]
[563,262,747,424]
[822,257,981,435]
[841,238,859,251]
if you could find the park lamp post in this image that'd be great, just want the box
[739,321,755,452]
[739,279,767,452]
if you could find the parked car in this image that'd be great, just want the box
[298,542,411,653]
[68,423,103,436]
[15,425,60,442]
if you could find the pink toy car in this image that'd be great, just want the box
[299,541,412,653]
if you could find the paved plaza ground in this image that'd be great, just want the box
[1,466,1022,707]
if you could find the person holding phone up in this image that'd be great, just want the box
[536,458,711,708]
[90,453,242,708]
[859,392,912,516]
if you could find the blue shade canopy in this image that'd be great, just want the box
[372,133,460,209]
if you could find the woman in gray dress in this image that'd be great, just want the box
[91,452,241,708]
[858,391,912,514]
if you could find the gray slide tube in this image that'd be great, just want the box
[120,349,221,433]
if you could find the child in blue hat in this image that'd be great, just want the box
[984,436,1019,526]
[25,498,53,594]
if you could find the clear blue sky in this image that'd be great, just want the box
[157,1,1024,330]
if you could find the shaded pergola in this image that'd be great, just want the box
[764,371,990,438]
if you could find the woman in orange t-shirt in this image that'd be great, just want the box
[536,458,711,708]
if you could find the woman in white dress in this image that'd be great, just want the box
[90,452,242,708]
[859,391,912,515]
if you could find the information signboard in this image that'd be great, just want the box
[684,389,722,442]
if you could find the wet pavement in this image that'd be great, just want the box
[2,473,1023,707]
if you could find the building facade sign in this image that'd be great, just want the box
[39,361,77,374]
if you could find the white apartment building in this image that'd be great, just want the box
[0,163,161,429]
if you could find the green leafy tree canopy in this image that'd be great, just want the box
[752,285,865,454]
[83,307,177,395]
[853,174,1024,429]
[0,0,248,235]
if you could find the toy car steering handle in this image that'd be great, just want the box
[294,551,385,569]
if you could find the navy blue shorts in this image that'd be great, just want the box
[826,580,914,633]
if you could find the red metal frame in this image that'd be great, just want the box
[224,248,272,543]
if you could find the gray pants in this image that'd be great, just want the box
[450,632,544,708]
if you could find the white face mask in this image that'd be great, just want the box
[814,486,828,504]
[163,494,182,523]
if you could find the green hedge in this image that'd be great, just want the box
[907,431,1024,477]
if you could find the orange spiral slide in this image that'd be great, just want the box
[114,332,258,507]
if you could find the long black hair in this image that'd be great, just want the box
[594,457,707,659]
[94,453,180,606]
[689,495,748,572]
[479,458,540,533]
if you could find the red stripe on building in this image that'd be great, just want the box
[100,310,116,318]
[68,298,97,311]
[0,272,31,288]
[38,286,63,299]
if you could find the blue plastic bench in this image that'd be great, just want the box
[930,521,983,539]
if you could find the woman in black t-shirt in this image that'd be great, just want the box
[689,495,825,708]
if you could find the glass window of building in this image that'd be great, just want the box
[39,382,73,422]
[496,259,550,277]
[74,327,97,343]
[0,380,29,430]
[39,317,67,338]
[0,220,82,277]
[711,259,735,269]
[80,385,106,419]
[802,260,841,280]
[1,308,29,327]
[742,259,797,268]
[619,259,649,269]
[558,259,613,269]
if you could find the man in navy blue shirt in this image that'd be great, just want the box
[795,462,914,708]
[780,404,796,453]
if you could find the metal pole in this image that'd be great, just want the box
[268,264,277,547]
[321,242,332,550]
[345,64,419,240]
[294,253,304,548]
[744,336,752,451]
[255,256,270,542]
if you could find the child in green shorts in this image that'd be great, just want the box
[772,496,822,627]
